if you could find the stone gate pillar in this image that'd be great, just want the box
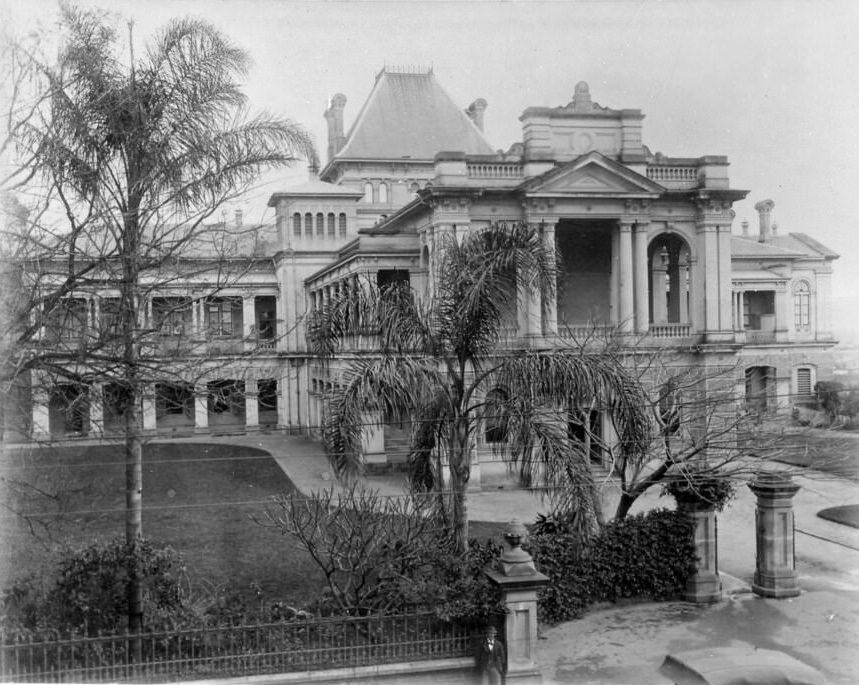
[485,519,549,684]
[678,500,721,603]
[749,472,801,598]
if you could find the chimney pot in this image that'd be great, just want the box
[466,98,488,132]
[754,199,775,242]
[324,93,348,162]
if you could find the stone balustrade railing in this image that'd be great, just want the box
[646,165,700,188]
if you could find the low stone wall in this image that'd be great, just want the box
[181,657,477,685]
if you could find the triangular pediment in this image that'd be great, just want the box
[522,151,664,196]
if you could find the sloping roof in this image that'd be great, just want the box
[732,233,840,261]
[336,69,495,160]
[731,236,807,259]
[268,175,363,206]
[779,232,840,259]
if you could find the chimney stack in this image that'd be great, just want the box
[466,98,488,132]
[754,199,775,242]
[741,219,749,237]
[234,209,243,228]
[324,93,348,162]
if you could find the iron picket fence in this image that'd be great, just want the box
[1,612,475,683]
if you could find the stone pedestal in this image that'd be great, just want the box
[678,500,721,603]
[749,472,801,598]
[485,520,549,684]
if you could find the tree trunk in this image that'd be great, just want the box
[125,392,144,634]
[614,490,637,520]
[448,416,471,552]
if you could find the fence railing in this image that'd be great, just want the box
[0,612,474,683]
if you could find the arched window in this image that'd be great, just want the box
[316,213,325,237]
[304,213,313,236]
[409,182,420,198]
[327,213,336,238]
[292,213,301,237]
[363,182,373,203]
[378,182,388,204]
[794,281,811,330]
[484,388,509,443]
[339,213,347,237]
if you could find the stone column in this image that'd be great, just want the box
[361,411,387,471]
[141,385,157,433]
[89,383,104,437]
[194,383,209,433]
[749,472,801,598]
[633,222,649,333]
[542,222,558,336]
[31,387,51,439]
[242,295,256,342]
[652,259,667,324]
[678,500,721,603]
[485,520,549,684]
[245,377,259,429]
[618,221,634,332]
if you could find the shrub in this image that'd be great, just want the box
[1,538,189,634]
[528,509,697,625]
[264,485,504,622]
[661,471,736,511]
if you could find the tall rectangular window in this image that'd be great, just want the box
[206,298,239,336]
[796,368,812,396]
[794,282,810,329]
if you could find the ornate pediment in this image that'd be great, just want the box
[522,151,664,197]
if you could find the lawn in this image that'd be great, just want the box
[0,441,508,612]
[771,431,859,481]
[0,442,322,609]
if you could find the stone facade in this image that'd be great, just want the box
[7,68,839,457]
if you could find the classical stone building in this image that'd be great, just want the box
[10,68,838,466]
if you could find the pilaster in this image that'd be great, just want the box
[695,199,735,342]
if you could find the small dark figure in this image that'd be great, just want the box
[476,625,506,684]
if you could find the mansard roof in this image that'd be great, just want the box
[335,68,495,160]
[518,151,664,197]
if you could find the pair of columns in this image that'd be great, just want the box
[537,219,651,335]
[617,220,651,333]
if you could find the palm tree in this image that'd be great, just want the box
[9,6,316,633]
[308,221,651,551]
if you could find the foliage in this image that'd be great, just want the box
[4,4,315,632]
[661,469,737,511]
[263,485,503,622]
[308,221,651,550]
[0,538,189,635]
[528,509,697,625]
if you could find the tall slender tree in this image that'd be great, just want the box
[4,5,316,633]
[308,221,651,550]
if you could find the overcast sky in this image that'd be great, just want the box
[6,0,859,311]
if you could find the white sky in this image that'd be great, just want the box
[6,0,859,309]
